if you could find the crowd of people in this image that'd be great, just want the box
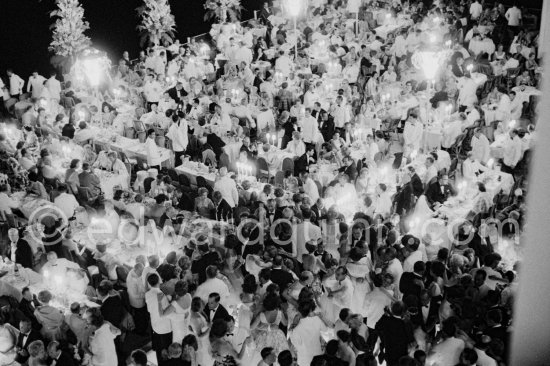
[0,0,540,365]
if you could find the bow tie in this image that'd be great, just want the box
[226,333,233,336]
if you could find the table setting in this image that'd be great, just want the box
[176,160,217,187]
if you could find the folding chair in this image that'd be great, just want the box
[256,157,270,181]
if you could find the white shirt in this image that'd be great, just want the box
[45,77,62,100]
[89,323,119,366]
[470,2,483,19]
[27,75,46,98]
[332,104,351,128]
[505,6,522,26]
[126,269,146,308]
[166,120,189,153]
[300,115,318,143]
[145,287,172,334]
[54,193,79,218]
[195,277,230,305]
[8,74,24,96]
[392,35,407,58]
[214,175,239,208]
[145,137,162,166]
[374,192,392,218]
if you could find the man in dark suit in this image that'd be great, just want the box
[399,261,425,300]
[18,288,41,331]
[339,155,358,182]
[204,127,227,160]
[269,256,294,293]
[311,102,325,123]
[375,302,415,366]
[191,238,221,284]
[294,146,315,175]
[319,111,335,143]
[394,166,424,216]
[260,2,273,25]
[7,228,33,269]
[204,293,230,323]
[452,56,465,77]
[166,82,188,105]
[47,340,76,366]
[77,163,101,197]
[426,174,456,207]
[14,318,42,364]
[97,281,124,329]
[61,121,75,139]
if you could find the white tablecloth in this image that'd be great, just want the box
[175,162,217,187]
[94,169,129,199]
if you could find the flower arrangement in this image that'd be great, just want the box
[48,0,91,57]
[204,0,245,23]
[136,0,177,47]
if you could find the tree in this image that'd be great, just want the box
[136,0,177,48]
[49,0,91,58]
[204,0,245,24]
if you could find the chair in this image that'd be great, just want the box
[202,149,217,166]
[123,127,136,139]
[166,168,180,183]
[77,186,96,206]
[196,176,213,195]
[282,158,294,174]
[133,121,146,143]
[219,153,230,169]
[178,173,191,188]
[256,157,270,181]
[274,171,285,186]
[447,157,459,180]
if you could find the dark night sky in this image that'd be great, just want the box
[0,0,543,79]
[0,0,263,78]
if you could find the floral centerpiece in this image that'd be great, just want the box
[136,0,177,47]
[204,0,244,23]
[48,0,91,73]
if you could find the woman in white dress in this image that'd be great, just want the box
[250,294,289,356]
[86,308,121,366]
[289,299,331,366]
[283,272,314,327]
[189,297,214,366]
[170,280,193,344]
[346,247,373,316]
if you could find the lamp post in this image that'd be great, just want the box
[285,0,302,60]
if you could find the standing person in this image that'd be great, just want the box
[146,273,175,366]
[126,262,149,335]
[27,71,46,99]
[214,167,239,209]
[86,307,121,366]
[143,73,163,111]
[289,300,330,366]
[7,69,24,99]
[375,301,415,366]
[505,2,522,34]
[145,129,162,170]
[166,115,188,166]
[45,71,62,102]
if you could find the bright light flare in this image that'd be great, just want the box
[82,58,103,86]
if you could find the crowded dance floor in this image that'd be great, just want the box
[0,0,540,365]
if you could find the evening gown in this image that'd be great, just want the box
[170,294,192,344]
[252,311,289,355]
[189,313,214,366]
